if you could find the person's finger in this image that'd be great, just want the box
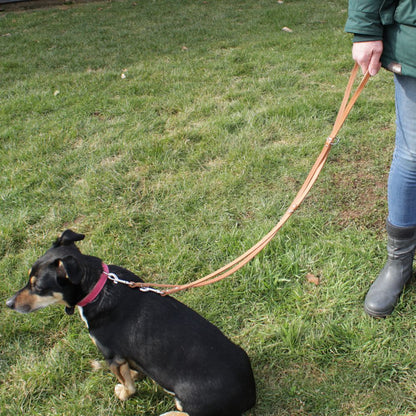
[368,55,382,76]
[352,46,370,74]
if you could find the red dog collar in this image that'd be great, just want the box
[77,263,109,307]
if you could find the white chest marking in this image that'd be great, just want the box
[78,306,89,328]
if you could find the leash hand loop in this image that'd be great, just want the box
[136,64,370,296]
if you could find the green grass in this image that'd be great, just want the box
[1,0,414,415]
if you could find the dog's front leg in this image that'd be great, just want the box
[108,358,137,401]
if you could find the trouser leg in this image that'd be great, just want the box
[364,75,416,317]
[387,74,416,228]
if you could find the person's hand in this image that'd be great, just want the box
[352,40,383,76]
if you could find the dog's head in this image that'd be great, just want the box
[6,230,90,314]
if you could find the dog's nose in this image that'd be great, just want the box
[6,296,15,309]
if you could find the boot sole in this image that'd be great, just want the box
[364,302,393,318]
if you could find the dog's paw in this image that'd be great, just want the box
[114,383,135,401]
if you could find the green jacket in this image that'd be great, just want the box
[345,0,416,78]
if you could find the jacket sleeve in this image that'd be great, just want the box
[345,0,385,41]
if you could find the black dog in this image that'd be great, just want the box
[6,230,256,416]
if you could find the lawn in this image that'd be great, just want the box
[1,0,415,415]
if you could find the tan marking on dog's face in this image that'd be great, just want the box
[12,288,65,313]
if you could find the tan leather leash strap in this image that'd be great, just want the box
[130,63,370,296]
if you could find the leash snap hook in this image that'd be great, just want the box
[139,287,165,295]
[103,269,165,294]
[104,271,133,286]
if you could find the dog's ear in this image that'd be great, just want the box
[56,256,83,285]
[53,230,85,248]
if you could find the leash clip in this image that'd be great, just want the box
[104,270,165,295]
[139,287,165,295]
[104,271,133,286]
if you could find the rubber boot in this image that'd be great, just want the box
[364,221,416,318]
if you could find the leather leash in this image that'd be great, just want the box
[129,63,370,296]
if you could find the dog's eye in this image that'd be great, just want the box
[31,279,46,294]
[34,284,49,296]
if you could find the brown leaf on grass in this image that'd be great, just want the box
[282,26,293,33]
[306,273,320,286]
